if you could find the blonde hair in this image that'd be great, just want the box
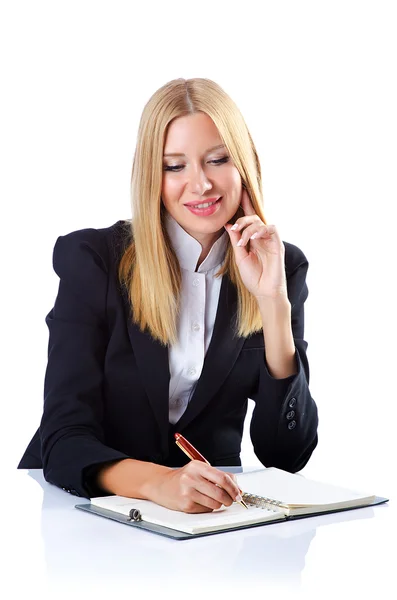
[119,78,268,346]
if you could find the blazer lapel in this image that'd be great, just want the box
[121,275,246,453]
[121,288,170,457]
[176,276,246,430]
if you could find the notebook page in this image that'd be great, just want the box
[238,468,374,507]
[90,495,282,533]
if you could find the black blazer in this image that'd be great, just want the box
[18,220,318,498]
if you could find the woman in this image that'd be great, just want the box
[18,77,318,513]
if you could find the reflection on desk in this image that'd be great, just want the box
[21,468,382,597]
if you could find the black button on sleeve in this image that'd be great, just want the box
[288,420,297,430]
[286,410,295,420]
[288,397,297,408]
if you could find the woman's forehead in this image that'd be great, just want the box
[164,113,223,154]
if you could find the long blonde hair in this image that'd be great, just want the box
[119,78,268,346]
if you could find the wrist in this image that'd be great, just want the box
[97,458,172,499]
[139,464,173,501]
[256,295,291,326]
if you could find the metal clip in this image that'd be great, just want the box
[127,508,142,522]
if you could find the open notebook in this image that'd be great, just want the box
[75,467,388,539]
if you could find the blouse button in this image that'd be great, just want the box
[192,278,200,287]
[192,322,200,332]
[188,367,197,377]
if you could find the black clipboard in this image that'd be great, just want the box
[75,496,388,541]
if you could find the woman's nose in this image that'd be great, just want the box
[188,168,213,195]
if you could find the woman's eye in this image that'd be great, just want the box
[164,165,184,172]
[210,156,230,166]
[164,156,230,172]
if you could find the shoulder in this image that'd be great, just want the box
[49,221,133,318]
[52,220,132,276]
[282,241,309,277]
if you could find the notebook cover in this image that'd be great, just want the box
[75,503,286,540]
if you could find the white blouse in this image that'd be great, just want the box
[165,213,228,424]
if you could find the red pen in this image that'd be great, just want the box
[174,432,248,509]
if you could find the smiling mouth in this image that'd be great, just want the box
[186,198,221,209]
[191,200,217,209]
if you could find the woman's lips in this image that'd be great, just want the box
[184,197,222,217]
[184,196,220,207]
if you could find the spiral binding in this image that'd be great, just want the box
[242,493,285,511]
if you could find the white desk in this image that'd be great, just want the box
[4,468,393,599]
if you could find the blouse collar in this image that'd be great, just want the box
[164,212,228,273]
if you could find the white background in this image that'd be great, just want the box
[1,1,396,597]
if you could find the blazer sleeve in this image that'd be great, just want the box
[249,244,318,472]
[39,228,129,498]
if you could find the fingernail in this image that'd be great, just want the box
[235,494,242,503]
[237,239,243,246]
[250,233,258,239]
[231,224,238,231]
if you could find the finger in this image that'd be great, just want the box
[177,467,225,512]
[224,223,249,262]
[221,471,243,500]
[178,495,216,514]
[229,215,261,232]
[187,462,241,502]
[250,224,276,240]
[236,223,267,247]
[227,472,244,494]
[194,479,235,508]
[240,186,256,216]
[229,473,242,494]
[188,488,225,511]
[203,466,242,502]
[238,222,275,246]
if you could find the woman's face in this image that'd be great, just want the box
[161,112,242,247]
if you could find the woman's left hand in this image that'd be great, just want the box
[224,188,288,300]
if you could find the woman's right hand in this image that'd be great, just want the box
[146,460,242,513]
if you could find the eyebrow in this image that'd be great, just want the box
[163,144,226,157]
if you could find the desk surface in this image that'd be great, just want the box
[4,468,393,599]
